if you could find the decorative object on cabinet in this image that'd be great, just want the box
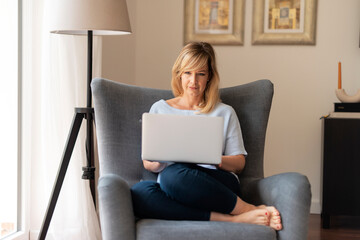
[335,62,360,103]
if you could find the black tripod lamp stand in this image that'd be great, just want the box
[38,1,131,239]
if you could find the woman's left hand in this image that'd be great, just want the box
[143,160,167,173]
[217,154,245,174]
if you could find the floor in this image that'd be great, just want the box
[307,214,360,240]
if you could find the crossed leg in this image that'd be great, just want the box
[132,164,282,231]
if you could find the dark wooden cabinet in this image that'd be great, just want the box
[322,118,360,228]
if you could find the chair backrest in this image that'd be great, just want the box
[92,78,273,187]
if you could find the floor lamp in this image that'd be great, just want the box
[38,1,131,239]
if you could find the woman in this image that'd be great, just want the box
[131,42,282,230]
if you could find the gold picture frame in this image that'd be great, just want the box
[184,0,245,45]
[252,0,317,45]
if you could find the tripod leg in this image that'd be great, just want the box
[81,109,96,206]
[38,111,84,240]
[86,110,96,205]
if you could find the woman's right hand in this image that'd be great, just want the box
[142,160,167,173]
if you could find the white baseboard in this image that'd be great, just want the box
[310,199,321,214]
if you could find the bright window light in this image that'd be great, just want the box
[0,0,19,239]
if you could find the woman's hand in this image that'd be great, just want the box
[143,160,167,173]
[217,154,245,174]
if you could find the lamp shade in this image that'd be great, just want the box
[49,0,131,35]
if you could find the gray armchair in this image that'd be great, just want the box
[91,78,311,240]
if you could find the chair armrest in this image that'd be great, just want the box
[242,173,311,240]
[98,174,136,240]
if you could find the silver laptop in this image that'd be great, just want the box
[141,113,224,164]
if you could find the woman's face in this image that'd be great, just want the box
[180,67,209,98]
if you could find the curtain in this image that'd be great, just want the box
[29,0,102,239]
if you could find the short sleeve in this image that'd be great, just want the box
[223,107,247,157]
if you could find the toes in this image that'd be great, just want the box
[272,216,281,221]
[267,206,279,215]
[251,206,283,230]
[272,210,280,216]
[256,209,269,216]
[270,221,282,231]
[260,216,270,226]
[261,206,279,216]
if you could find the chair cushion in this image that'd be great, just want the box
[136,219,276,240]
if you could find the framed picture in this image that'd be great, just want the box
[184,0,245,45]
[252,0,317,45]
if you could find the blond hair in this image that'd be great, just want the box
[171,42,220,113]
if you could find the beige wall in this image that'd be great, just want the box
[102,0,360,213]
[101,0,137,85]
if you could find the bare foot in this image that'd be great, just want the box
[259,206,282,230]
[230,198,258,215]
[210,209,269,226]
[224,197,282,230]
[232,209,270,226]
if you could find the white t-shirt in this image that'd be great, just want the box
[149,100,247,171]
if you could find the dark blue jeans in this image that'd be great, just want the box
[130,163,241,221]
